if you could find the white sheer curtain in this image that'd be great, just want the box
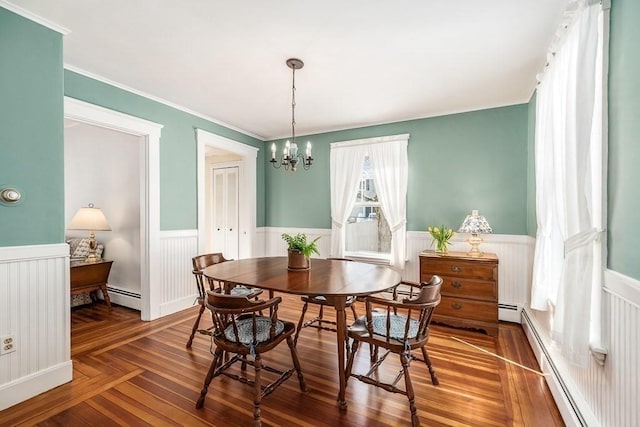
[369,141,408,269]
[530,1,604,366]
[329,145,367,258]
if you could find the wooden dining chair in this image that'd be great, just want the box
[345,275,443,427]
[186,253,262,348]
[196,291,307,426]
[293,257,358,347]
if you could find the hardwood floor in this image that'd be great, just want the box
[1,296,564,426]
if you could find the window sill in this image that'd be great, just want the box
[344,251,390,265]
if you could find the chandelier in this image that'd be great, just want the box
[270,58,313,172]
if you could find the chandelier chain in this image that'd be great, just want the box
[291,66,296,143]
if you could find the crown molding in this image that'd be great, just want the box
[0,1,70,34]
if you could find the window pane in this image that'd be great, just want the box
[346,207,391,254]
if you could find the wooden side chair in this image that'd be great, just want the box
[186,253,262,348]
[293,257,358,347]
[345,275,443,427]
[196,291,307,426]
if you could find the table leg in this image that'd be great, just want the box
[330,296,348,411]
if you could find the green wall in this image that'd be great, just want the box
[0,8,64,246]
[266,104,529,234]
[64,71,266,230]
[608,0,640,280]
[526,93,537,237]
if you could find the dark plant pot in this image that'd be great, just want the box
[288,250,310,270]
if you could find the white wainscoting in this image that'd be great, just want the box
[262,227,533,322]
[158,230,199,317]
[522,270,640,427]
[0,244,73,411]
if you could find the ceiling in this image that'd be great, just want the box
[10,0,569,141]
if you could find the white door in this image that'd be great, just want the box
[211,166,239,259]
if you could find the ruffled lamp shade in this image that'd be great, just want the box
[458,210,492,257]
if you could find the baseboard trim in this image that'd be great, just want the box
[521,308,590,427]
[160,294,197,317]
[0,361,73,411]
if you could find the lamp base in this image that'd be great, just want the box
[84,232,102,263]
[466,234,484,257]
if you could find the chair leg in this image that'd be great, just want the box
[294,301,309,347]
[253,354,263,427]
[196,346,223,409]
[187,303,206,348]
[400,352,420,427]
[350,304,358,321]
[370,344,379,363]
[420,346,439,385]
[345,339,360,387]
[287,336,308,392]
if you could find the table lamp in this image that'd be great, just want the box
[458,210,492,257]
[68,203,111,262]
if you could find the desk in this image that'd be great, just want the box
[70,260,113,312]
[203,256,401,410]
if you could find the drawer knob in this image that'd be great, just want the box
[451,266,461,273]
[452,303,463,310]
[451,281,462,289]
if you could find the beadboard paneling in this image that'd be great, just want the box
[263,227,532,322]
[523,270,640,427]
[158,230,198,316]
[0,244,73,410]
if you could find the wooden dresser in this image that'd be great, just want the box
[419,251,498,336]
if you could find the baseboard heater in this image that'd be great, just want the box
[521,309,587,426]
[498,302,519,311]
[107,286,141,299]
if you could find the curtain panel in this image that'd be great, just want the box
[531,1,605,367]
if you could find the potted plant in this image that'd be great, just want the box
[282,233,320,270]
[427,225,455,254]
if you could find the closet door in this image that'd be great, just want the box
[211,166,239,259]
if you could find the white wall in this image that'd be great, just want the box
[64,121,142,298]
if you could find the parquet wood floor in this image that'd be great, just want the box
[0,295,564,426]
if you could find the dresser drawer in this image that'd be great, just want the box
[438,276,497,301]
[421,258,496,281]
[435,296,498,323]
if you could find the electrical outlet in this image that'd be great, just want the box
[1,335,16,355]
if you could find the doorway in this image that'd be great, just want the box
[210,163,240,258]
[196,129,258,258]
[64,97,163,321]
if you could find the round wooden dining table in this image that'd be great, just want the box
[202,256,401,410]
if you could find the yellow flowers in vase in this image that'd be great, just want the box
[427,225,455,254]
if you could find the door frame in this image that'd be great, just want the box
[64,97,163,321]
[196,129,258,258]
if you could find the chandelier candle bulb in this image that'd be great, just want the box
[271,143,276,160]
[306,141,311,158]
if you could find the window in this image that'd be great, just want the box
[329,134,408,268]
[345,157,391,256]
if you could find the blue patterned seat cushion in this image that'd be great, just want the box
[229,286,256,297]
[223,317,285,345]
[370,313,419,340]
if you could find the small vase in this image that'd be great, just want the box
[435,240,449,254]
[287,250,310,270]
